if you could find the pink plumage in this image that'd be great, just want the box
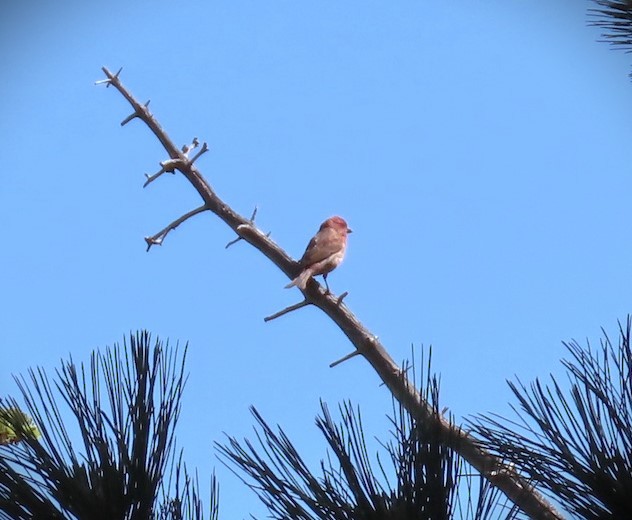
[285,216,352,291]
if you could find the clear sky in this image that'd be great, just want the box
[1,1,631,518]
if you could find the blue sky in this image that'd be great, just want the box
[2,1,632,518]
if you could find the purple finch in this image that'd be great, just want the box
[285,216,352,291]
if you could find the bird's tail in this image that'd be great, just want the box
[284,269,312,290]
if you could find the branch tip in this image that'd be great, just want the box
[264,300,310,322]
[144,236,163,252]
[190,142,209,164]
[145,205,208,250]
[182,137,200,156]
[99,66,123,88]
[226,223,250,248]
[225,236,243,249]
[144,159,182,187]
[330,350,361,368]
[121,112,139,126]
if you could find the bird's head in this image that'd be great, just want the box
[323,216,352,234]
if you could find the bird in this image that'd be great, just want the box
[285,216,352,291]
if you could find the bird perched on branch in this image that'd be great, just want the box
[285,216,352,292]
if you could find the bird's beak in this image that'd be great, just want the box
[347,228,353,233]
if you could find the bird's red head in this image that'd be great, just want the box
[322,216,352,234]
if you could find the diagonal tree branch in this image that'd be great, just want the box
[98,66,564,520]
[145,204,209,251]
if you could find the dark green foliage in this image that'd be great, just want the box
[0,331,216,520]
[473,318,632,519]
[218,351,521,520]
[589,1,632,76]
[590,1,632,50]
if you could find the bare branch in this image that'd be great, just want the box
[224,236,243,249]
[263,300,311,322]
[121,111,139,127]
[95,66,122,87]
[144,159,183,188]
[145,205,208,251]
[120,100,149,126]
[329,350,361,368]
[225,206,261,249]
[99,66,564,520]
[182,137,199,156]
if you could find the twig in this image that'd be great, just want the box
[337,291,348,304]
[190,142,209,164]
[264,300,311,322]
[225,206,260,249]
[144,159,183,188]
[182,137,199,156]
[224,236,243,249]
[329,350,361,368]
[98,66,564,520]
[145,205,208,251]
[121,100,150,126]
[94,67,122,87]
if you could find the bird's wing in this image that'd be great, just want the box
[299,227,341,266]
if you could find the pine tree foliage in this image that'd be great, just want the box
[590,1,632,50]
[0,407,40,446]
[0,331,216,520]
[218,352,522,520]
[472,318,632,519]
[589,1,632,76]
